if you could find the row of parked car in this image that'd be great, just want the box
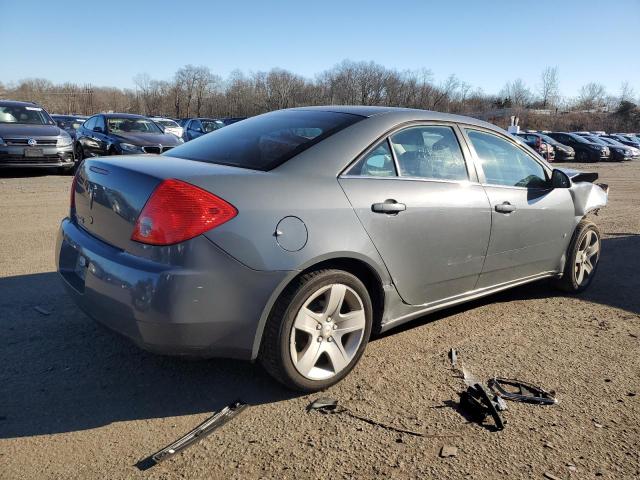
[49,112,245,161]
[2,98,638,173]
[513,130,640,163]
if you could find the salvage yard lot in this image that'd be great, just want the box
[1,162,639,479]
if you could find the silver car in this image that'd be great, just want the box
[56,106,608,392]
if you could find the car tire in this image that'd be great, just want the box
[554,219,601,293]
[260,269,373,392]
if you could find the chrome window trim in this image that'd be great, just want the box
[340,174,481,187]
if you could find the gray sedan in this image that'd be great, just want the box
[56,106,608,391]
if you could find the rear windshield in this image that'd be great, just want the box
[164,110,364,170]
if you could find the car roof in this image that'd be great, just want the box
[289,105,500,131]
[0,99,41,107]
[102,113,149,119]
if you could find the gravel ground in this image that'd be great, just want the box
[0,162,639,479]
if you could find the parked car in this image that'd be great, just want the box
[612,134,640,149]
[51,114,88,140]
[221,117,247,126]
[515,132,555,161]
[597,136,640,161]
[582,135,633,162]
[536,133,575,161]
[57,106,609,391]
[0,100,75,171]
[151,117,184,139]
[546,132,609,162]
[74,113,183,160]
[182,118,225,141]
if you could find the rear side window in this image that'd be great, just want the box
[466,129,548,188]
[390,126,468,181]
[348,141,397,177]
[164,110,364,170]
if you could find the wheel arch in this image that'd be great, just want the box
[250,253,389,360]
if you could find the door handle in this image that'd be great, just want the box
[372,199,406,214]
[495,202,516,214]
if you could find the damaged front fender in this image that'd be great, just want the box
[569,181,608,216]
[558,168,609,216]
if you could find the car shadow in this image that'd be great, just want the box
[0,272,299,440]
[376,234,640,339]
[0,168,70,178]
[1,235,638,439]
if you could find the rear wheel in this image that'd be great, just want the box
[260,269,372,392]
[554,219,601,293]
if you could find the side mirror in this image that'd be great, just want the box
[551,169,570,188]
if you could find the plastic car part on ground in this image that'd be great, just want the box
[448,348,557,431]
[136,400,248,471]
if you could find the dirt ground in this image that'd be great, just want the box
[1,161,639,480]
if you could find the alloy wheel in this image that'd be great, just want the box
[575,229,600,286]
[289,283,366,380]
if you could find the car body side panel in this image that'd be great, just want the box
[339,177,491,305]
[476,186,576,287]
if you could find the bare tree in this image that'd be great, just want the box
[620,81,636,103]
[538,66,559,108]
[578,82,607,110]
[499,78,532,107]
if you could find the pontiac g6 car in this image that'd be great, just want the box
[57,106,608,391]
[0,100,75,171]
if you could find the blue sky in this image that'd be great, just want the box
[1,0,639,98]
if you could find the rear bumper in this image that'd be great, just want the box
[56,218,289,359]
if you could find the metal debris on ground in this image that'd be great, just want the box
[307,398,462,439]
[488,378,557,405]
[448,349,557,431]
[33,306,50,316]
[136,400,248,471]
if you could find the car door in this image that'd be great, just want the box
[462,128,575,288]
[339,124,492,306]
[187,120,203,140]
[93,115,109,155]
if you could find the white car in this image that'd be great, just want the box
[151,117,183,139]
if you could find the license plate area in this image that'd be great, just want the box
[59,240,87,293]
[24,148,44,158]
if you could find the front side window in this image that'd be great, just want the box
[389,126,468,181]
[95,116,106,131]
[189,120,202,131]
[466,129,548,188]
[83,116,97,131]
[165,110,363,170]
[347,141,396,177]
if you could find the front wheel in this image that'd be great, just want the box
[554,220,601,293]
[260,270,372,392]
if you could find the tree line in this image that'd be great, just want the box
[1,60,638,131]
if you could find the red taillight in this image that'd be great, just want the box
[70,174,78,211]
[131,179,237,246]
